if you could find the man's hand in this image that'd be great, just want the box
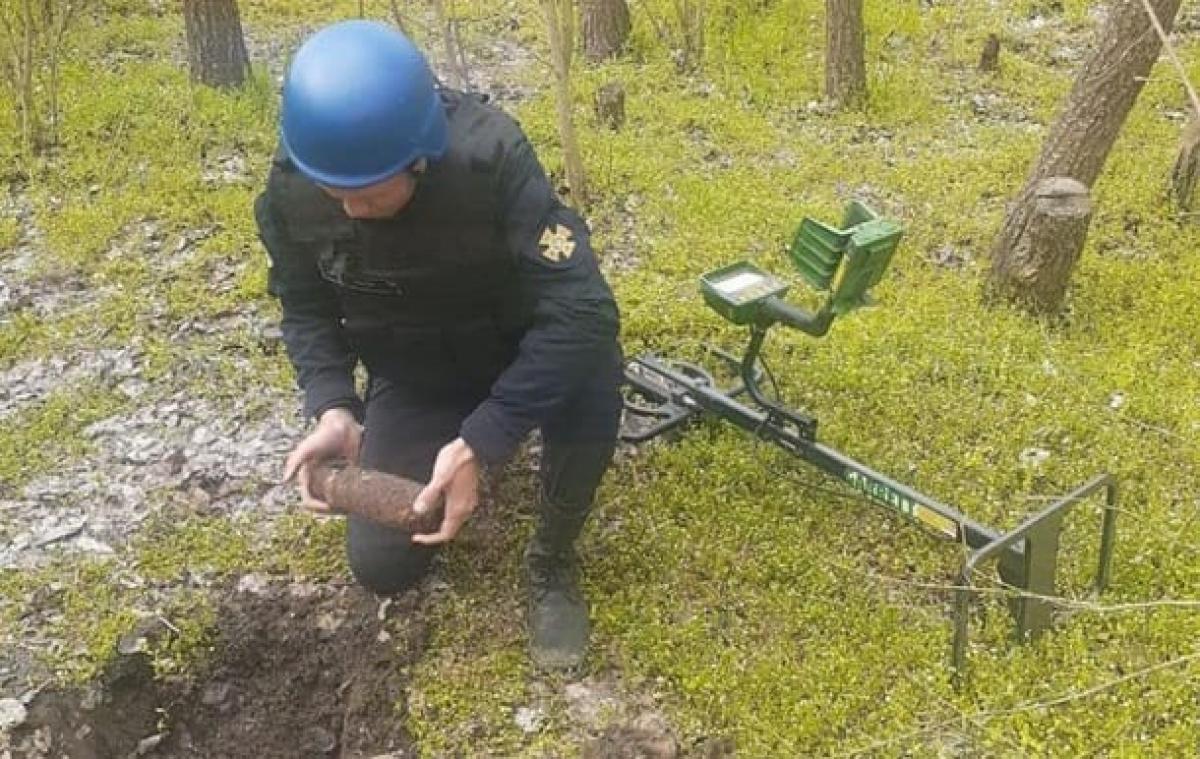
[411,438,479,545]
[282,407,363,513]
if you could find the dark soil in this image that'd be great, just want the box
[4,579,424,759]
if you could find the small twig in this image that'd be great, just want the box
[1139,0,1200,119]
[156,614,182,635]
[450,18,471,89]
[838,649,1200,757]
[829,558,1200,616]
[1122,415,1191,443]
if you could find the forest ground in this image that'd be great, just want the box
[3,0,1200,756]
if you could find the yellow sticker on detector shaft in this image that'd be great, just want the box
[915,505,959,540]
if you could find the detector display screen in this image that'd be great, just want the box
[713,271,765,295]
[710,270,781,305]
[700,262,789,324]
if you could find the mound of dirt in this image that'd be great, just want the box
[2,578,424,759]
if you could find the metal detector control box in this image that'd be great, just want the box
[700,262,789,325]
[788,200,903,315]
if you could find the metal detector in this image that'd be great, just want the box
[618,201,1119,679]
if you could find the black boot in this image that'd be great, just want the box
[526,505,589,670]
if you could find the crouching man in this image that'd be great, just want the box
[256,20,622,669]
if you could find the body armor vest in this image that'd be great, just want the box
[269,92,528,394]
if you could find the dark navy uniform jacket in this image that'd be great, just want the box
[255,91,622,466]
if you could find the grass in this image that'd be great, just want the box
[0,386,126,490]
[2,0,1200,754]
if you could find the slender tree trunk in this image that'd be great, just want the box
[582,0,630,62]
[1170,117,1200,210]
[0,0,87,160]
[430,0,470,90]
[388,0,409,35]
[825,0,865,107]
[182,0,249,88]
[987,0,1183,314]
[672,0,705,72]
[46,8,74,149]
[20,0,36,157]
[979,33,1000,73]
[542,0,588,205]
[594,81,625,130]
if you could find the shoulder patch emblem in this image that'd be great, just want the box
[538,224,576,263]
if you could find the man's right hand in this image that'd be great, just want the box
[282,407,363,513]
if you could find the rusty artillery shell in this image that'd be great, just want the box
[307,462,442,534]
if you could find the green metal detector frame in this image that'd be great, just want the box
[622,201,1119,682]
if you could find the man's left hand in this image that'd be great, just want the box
[411,437,480,545]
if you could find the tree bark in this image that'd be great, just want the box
[1170,117,1200,210]
[19,0,37,157]
[542,0,588,205]
[979,33,1000,73]
[825,0,865,107]
[594,81,625,130]
[388,0,410,35]
[582,0,630,62]
[988,178,1093,313]
[430,0,470,90]
[182,0,249,88]
[673,0,706,73]
[987,0,1183,314]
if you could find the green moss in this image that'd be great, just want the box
[265,513,349,581]
[147,590,220,678]
[0,387,125,488]
[0,311,48,366]
[23,560,141,684]
[134,512,257,583]
[0,216,19,250]
[409,642,537,755]
[2,557,221,685]
[405,471,549,755]
[5,0,1200,753]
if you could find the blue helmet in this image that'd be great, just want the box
[280,20,448,189]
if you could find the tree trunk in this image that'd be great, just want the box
[582,0,630,62]
[431,0,470,90]
[542,0,588,205]
[1170,117,1200,210]
[594,81,625,130]
[987,0,1183,314]
[672,0,706,73]
[182,0,249,88]
[19,0,37,158]
[388,0,410,35]
[988,177,1093,313]
[979,33,1000,73]
[825,0,865,107]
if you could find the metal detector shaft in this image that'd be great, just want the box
[623,352,1119,677]
[629,354,1001,549]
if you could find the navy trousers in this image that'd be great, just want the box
[345,369,621,594]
